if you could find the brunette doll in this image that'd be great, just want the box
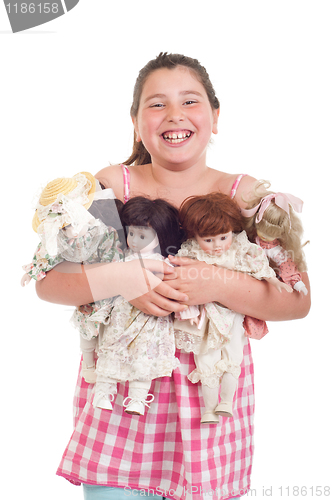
[241,180,308,294]
[21,172,124,383]
[174,192,292,424]
[93,196,184,416]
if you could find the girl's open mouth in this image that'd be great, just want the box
[161,130,193,144]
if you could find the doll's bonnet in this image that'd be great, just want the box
[32,172,96,232]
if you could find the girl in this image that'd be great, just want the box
[93,196,183,415]
[22,172,124,383]
[35,53,310,500]
[174,192,291,424]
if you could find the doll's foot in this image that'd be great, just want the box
[123,394,154,416]
[93,392,114,411]
[200,411,220,424]
[82,362,97,384]
[215,401,233,418]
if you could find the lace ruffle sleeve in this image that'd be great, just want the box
[22,242,65,281]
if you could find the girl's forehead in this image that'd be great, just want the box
[141,66,205,99]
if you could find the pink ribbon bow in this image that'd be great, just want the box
[241,192,303,223]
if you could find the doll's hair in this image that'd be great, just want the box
[123,52,220,167]
[179,192,243,239]
[242,180,308,272]
[120,196,184,257]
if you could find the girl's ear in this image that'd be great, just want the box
[212,108,220,135]
[131,116,142,142]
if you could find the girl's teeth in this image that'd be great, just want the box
[163,132,191,143]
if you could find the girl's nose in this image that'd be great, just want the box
[167,104,184,123]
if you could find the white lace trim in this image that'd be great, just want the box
[177,232,276,280]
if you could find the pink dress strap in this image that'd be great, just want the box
[230,174,247,199]
[121,164,130,203]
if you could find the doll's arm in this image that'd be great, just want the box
[98,227,123,263]
[265,276,293,293]
[22,243,64,285]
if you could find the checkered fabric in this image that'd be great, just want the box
[56,342,254,500]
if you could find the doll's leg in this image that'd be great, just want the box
[80,336,98,384]
[194,348,222,424]
[123,380,154,416]
[215,314,246,417]
[93,376,118,411]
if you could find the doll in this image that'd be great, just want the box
[241,180,308,295]
[93,196,184,416]
[174,192,292,424]
[21,172,124,383]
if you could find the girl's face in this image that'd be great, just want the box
[133,66,219,170]
[127,225,159,253]
[196,231,233,255]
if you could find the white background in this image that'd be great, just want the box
[1,1,331,499]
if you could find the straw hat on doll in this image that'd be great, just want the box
[32,171,96,232]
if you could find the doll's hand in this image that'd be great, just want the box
[21,273,32,287]
[293,280,308,295]
[266,277,293,293]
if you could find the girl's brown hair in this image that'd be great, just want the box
[179,192,243,239]
[124,52,220,167]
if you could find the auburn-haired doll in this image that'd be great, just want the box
[242,180,308,295]
[93,196,184,416]
[174,192,291,424]
[21,172,124,383]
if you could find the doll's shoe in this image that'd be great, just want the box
[123,394,154,416]
[214,401,233,418]
[82,362,97,384]
[93,392,114,411]
[200,411,220,424]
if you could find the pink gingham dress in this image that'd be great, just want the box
[56,169,255,500]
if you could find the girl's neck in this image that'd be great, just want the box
[149,157,209,190]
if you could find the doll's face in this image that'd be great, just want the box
[127,225,159,254]
[256,229,277,242]
[196,231,233,255]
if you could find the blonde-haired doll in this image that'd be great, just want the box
[21,172,124,383]
[241,180,308,295]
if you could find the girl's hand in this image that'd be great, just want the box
[165,255,217,305]
[117,259,189,316]
[128,279,189,316]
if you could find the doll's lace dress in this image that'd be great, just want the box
[95,252,180,382]
[174,231,276,357]
[23,224,123,340]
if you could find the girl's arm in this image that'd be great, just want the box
[36,259,189,312]
[166,256,310,321]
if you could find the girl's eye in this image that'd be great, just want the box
[183,100,197,106]
[150,103,164,108]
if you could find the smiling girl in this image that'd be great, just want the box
[36,53,310,500]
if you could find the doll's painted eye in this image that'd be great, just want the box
[140,235,145,240]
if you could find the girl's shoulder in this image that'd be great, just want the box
[213,172,257,209]
[95,164,124,201]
